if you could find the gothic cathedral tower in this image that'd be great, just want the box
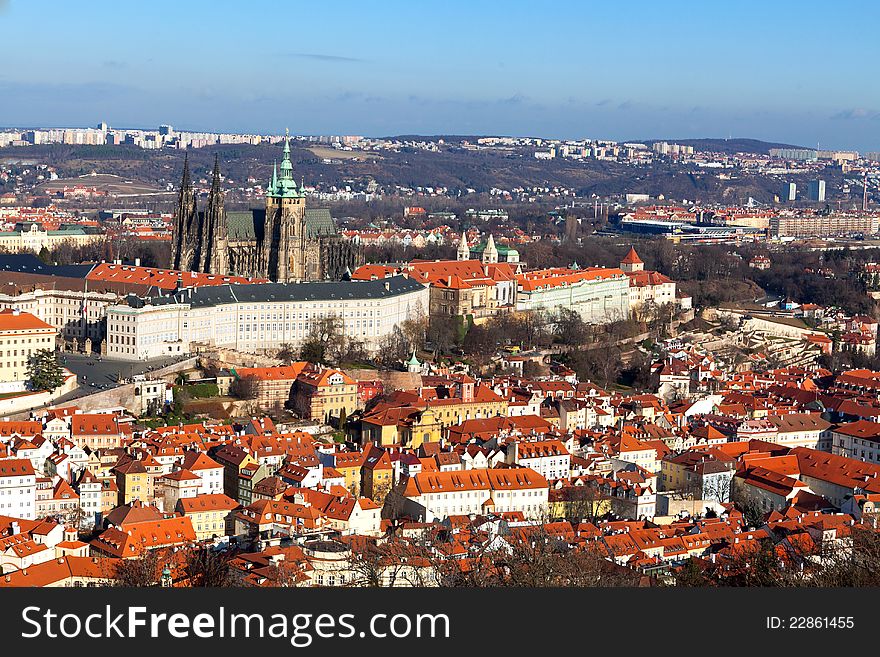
[262,130,308,282]
[171,154,198,271]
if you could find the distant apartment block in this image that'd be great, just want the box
[770,213,879,238]
[809,179,826,202]
[769,148,818,161]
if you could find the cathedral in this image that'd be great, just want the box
[170,133,362,282]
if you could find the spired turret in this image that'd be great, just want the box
[457,230,470,261]
[171,153,198,270]
[201,154,229,274]
[267,129,304,199]
[482,233,498,264]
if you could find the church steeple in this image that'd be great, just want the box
[482,233,498,264]
[279,129,294,180]
[180,152,191,190]
[457,230,470,261]
[268,129,303,198]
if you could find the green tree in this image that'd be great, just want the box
[26,349,65,391]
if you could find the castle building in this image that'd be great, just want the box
[171,131,361,282]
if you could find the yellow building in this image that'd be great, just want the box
[360,407,442,448]
[361,445,394,504]
[114,460,152,506]
[292,368,358,423]
[177,494,240,541]
[332,451,366,497]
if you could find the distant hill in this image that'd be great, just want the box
[386,135,805,155]
[630,137,806,155]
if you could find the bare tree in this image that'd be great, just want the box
[230,374,260,400]
[183,547,234,587]
[111,550,162,587]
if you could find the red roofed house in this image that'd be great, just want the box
[0,459,36,520]
[90,516,197,558]
[399,467,549,522]
[619,247,677,313]
[509,439,571,480]
[233,362,309,408]
[71,413,130,451]
[176,493,240,541]
[291,367,358,424]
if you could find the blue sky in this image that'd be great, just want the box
[1,0,879,149]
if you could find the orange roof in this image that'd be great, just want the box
[297,368,355,387]
[90,517,197,558]
[621,246,643,265]
[178,493,239,513]
[87,263,266,290]
[404,467,548,496]
[235,363,309,381]
[71,413,127,436]
[0,309,54,332]
[627,270,674,287]
[406,260,499,287]
[351,264,401,281]
[516,267,625,292]
[0,556,116,587]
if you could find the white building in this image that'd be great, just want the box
[619,247,677,312]
[0,286,119,346]
[105,276,430,360]
[515,267,631,324]
[399,467,548,522]
[509,439,571,480]
[0,459,36,520]
[768,414,831,449]
[180,451,225,495]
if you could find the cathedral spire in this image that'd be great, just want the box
[172,152,197,271]
[279,128,294,181]
[210,154,221,191]
[181,153,191,189]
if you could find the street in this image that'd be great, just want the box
[48,353,193,407]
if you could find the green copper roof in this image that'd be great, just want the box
[470,241,519,254]
[266,130,304,199]
[225,208,337,241]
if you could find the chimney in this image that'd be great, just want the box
[10,521,20,535]
[135,258,141,267]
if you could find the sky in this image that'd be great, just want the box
[2,0,880,150]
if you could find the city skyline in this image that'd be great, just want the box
[2,0,880,150]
